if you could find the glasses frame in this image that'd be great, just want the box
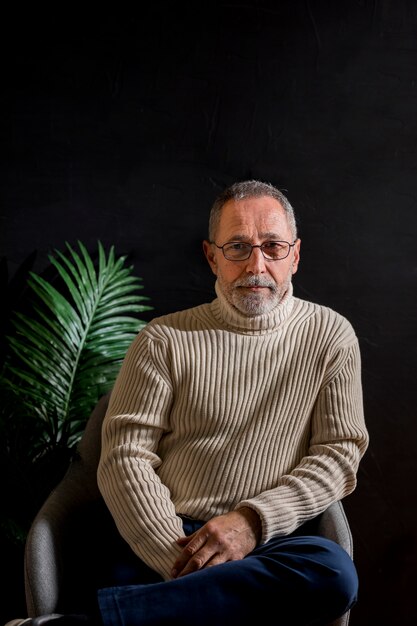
[211,239,298,262]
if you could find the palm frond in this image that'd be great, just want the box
[3,240,152,450]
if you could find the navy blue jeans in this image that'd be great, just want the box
[97,517,358,626]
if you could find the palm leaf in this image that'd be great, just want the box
[3,240,152,451]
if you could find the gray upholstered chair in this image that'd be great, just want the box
[23,393,352,625]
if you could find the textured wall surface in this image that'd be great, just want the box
[2,2,417,624]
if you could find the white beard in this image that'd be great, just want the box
[218,271,293,317]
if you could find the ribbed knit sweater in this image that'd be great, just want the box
[97,281,369,581]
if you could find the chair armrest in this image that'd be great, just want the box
[24,458,100,617]
[317,500,353,558]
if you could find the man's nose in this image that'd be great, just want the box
[245,246,267,273]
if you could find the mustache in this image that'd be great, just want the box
[233,276,277,290]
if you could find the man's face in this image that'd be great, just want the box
[203,195,301,316]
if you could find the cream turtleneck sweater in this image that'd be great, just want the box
[97,282,369,581]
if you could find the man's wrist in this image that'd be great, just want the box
[236,506,262,542]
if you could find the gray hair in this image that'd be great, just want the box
[208,180,297,241]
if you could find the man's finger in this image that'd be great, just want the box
[172,531,209,577]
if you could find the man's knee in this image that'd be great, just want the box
[311,538,358,619]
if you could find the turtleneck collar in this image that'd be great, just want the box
[210,280,295,335]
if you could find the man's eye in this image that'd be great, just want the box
[228,243,247,250]
[263,242,281,250]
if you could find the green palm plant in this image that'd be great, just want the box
[2,240,152,454]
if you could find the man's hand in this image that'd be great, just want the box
[171,507,262,578]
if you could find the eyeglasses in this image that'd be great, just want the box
[211,240,297,261]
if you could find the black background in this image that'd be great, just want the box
[2,2,417,624]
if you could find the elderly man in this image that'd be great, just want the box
[21,180,369,626]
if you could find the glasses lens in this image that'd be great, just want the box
[261,241,289,260]
[223,242,252,260]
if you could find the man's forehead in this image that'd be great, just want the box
[219,197,289,234]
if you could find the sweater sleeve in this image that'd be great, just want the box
[97,329,184,580]
[236,338,369,542]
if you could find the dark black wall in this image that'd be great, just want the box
[2,2,417,624]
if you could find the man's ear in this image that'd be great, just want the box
[202,240,218,275]
[292,238,301,275]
